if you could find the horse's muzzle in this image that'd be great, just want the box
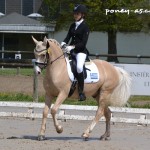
[35,65,41,75]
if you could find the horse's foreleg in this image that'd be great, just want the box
[100,107,111,140]
[38,95,52,141]
[51,92,67,134]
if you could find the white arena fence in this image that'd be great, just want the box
[0,101,150,126]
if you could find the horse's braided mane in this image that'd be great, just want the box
[48,39,61,47]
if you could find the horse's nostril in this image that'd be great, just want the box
[35,66,41,75]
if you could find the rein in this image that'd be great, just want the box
[50,53,64,64]
[47,47,65,65]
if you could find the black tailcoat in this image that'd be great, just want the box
[63,21,89,54]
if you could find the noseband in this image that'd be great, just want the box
[34,48,49,68]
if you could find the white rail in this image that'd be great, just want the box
[0,102,150,125]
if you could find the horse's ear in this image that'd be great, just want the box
[32,36,38,44]
[46,41,50,49]
[43,36,47,46]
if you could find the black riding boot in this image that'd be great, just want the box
[77,72,86,101]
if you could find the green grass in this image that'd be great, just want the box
[129,96,150,102]
[0,93,33,102]
[0,68,34,76]
[0,92,150,108]
[0,68,46,76]
[0,92,97,105]
[128,96,150,109]
[62,97,97,106]
[131,103,150,109]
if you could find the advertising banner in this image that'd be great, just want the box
[113,64,150,96]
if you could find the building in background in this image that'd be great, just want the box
[0,0,55,59]
[0,0,149,63]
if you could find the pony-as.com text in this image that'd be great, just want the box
[105,8,150,15]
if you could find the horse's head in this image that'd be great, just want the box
[32,36,49,74]
[32,36,63,74]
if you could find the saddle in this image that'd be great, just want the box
[65,52,100,97]
[69,52,90,80]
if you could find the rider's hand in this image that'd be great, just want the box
[65,46,75,52]
[60,42,66,48]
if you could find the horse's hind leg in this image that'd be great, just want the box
[82,91,110,140]
[38,94,52,141]
[82,102,105,140]
[100,107,111,140]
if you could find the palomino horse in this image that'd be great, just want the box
[32,36,131,141]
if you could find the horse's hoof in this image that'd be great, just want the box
[82,133,89,141]
[37,135,46,141]
[56,125,63,134]
[100,136,111,141]
[84,137,89,141]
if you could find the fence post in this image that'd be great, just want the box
[137,55,141,64]
[16,67,20,75]
[32,59,38,102]
[95,53,99,59]
[15,51,21,75]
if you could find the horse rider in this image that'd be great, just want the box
[61,4,90,101]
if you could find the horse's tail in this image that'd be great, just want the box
[109,67,131,107]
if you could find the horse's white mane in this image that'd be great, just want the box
[48,39,61,47]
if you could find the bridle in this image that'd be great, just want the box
[34,47,65,69]
[34,48,48,68]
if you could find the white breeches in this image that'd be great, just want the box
[76,53,87,73]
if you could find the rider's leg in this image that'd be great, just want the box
[76,53,87,101]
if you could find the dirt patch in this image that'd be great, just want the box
[0,75,45,95]
[0,75,45,96]
[0,117,150,150]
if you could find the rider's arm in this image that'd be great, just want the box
[63,23,74,44]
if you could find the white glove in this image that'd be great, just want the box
[65,46,75,52]
[60,42,66,48]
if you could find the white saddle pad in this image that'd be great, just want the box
[65,57,100,83]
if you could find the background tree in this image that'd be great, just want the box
[83,0,149,62]
[42,0,150,62]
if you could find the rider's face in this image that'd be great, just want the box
[73,12,82,21]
